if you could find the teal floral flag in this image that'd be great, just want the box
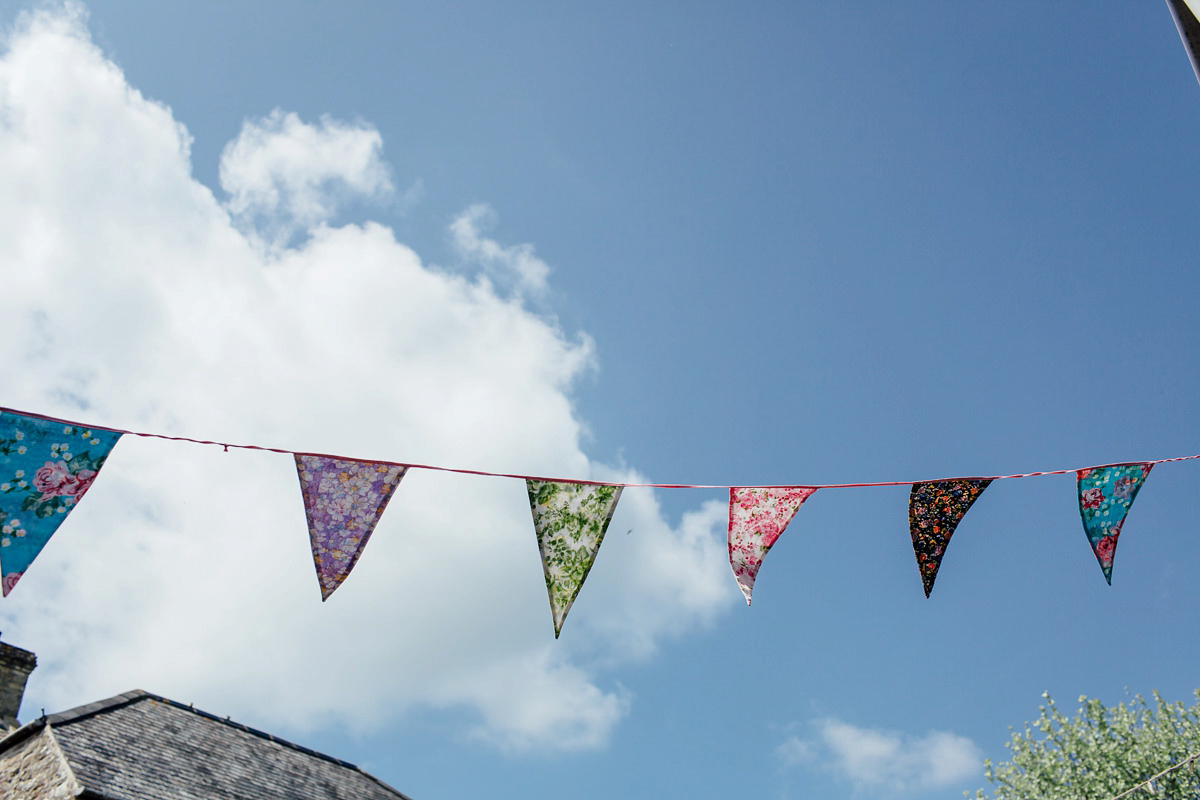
[1077,463,1152,585]
[909,479,991,598]
[295,454,407,600]
[0,412,121,596]
[526,480,622,637]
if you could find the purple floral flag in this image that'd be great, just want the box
[295,454,407,600]
[1077,463,1152,585]
[909,479,991,598]
[728,487,817,605]
[0,412,121,596]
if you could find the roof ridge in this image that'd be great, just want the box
[43,689,149,726]
[44,689,414,799]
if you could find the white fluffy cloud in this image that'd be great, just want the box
[0,5,732,750]
[220,108,393,244]
[450,203,553,295]
[778,718,982,793]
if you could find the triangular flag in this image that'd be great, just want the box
[728,487,816,605]
[909,479,991,598]
[527,480,622,637]
[1077,463,1152,585]
[295,454,407,600]
[0,412,121,596]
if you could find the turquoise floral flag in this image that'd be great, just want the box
[909,479,991,598]
[0,412,121,596]
[295,454,407,600]
[1077,463,1152,585]
[526,480,622,637]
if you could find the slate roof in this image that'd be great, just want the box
[1,690,412,800]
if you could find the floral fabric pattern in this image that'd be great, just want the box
[727,487,816,605]
[909,479,991,597]
[1077,463,1151,585]
[526,480,622,637]
[295,454,407,600]
[0,412,121,596]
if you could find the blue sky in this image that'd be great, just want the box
[0,2,1198,798]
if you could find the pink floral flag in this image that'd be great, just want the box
[728,487,817,605]
[295,454,407,600]
[1077,463,1152,585]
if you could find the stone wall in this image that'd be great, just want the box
[0,727,78,799]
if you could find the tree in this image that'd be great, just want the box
[974,691,1200,799]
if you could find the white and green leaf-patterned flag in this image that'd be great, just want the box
[526,480,622,638]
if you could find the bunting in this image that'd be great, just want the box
[0,412,121,596]
[909,479,991,597]
[0,405,1193,618]
[1077,463,1152,585]
[295,454,407,600]
[728,487,816,604]
[527,480,622,637]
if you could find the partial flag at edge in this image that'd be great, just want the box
[0,412,121,596]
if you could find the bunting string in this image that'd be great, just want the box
[5,406,1198,490]
[1108,749,1200,800]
